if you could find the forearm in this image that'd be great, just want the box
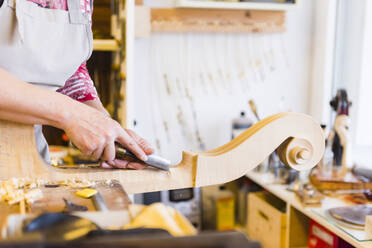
[0,68,79,129]
[0,69,151,167]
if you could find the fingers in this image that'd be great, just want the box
[109,159,129,169]
[101,161,113,169]
[127,162,147,170]
[116,130,148,161]
[126,129,154,155]
[101,159,147,170]
[101,141,116,163]
[91,145,105,161]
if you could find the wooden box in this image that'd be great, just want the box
[247,192,287,248]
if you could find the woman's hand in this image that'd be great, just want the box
[101,129,154,170]
[0,69,153,169]
[63,104,154,169]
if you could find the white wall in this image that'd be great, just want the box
[350,0,372,166]
[330,0,372,166]
[132,1,315,163]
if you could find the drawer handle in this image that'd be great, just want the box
[258,210,269,221]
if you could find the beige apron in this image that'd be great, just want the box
[0,0,93,161]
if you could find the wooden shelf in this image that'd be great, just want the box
[245,171,372,248]
[150,8,285,33]
[93,39,121,51]
[175,0,298,11]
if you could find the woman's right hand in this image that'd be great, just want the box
[62,105,153,168]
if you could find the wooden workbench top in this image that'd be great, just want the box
[0,181,130,236]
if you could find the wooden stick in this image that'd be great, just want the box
[19,200,26,215]
[0,112,324,194]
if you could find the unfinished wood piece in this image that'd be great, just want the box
[247,192,287,248]
[150,8,285,33]
[93,39,121,52]
[135,6,151,38]
[309,168,372,191]
[175,0,298,11]
[0,180,130,231]
[0,112,324,194]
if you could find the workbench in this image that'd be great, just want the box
[0,180,131,237]
[246,171,372,248]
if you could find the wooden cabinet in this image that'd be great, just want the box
[247,192,287,248]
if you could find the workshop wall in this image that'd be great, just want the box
[132,1,315,163]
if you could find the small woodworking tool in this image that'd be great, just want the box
[115,143,171,171]
[23,212,99,241]
[76,188,98,198]
[328,205,372,227]
[75,188,108,211]
[352,166,372,182]
[92,192,108,212]
[63,198,88,212]
[53,143,171,171]
[293,182,324,207]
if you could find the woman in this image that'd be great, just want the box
[0,0,153,169]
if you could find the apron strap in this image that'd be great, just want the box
[6,0,25,42]
[67,0,89,25]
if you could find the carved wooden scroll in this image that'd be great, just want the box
[0,112,325,194]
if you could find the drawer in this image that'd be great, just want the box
[247,192,287,248]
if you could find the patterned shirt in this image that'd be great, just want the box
[28,0,98,102]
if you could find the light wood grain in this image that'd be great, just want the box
[93,39,120,51]
[0,112,324,194]
[247,192,287,248]
[135,6,151,38]
[150,8,285,33]
[175,0,298,11]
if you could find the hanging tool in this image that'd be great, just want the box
[248,99,260,121]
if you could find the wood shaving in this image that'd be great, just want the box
[0,177,97,207]
[105,179,113,186]
[57,179,96,188]
[24,189,43,204]
[0,183,43,205]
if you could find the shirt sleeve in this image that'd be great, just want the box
[56,62,98,102]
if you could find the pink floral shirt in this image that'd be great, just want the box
[28,0,98,102]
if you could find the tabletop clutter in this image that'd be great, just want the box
[228,89,372,248]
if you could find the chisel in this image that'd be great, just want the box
[53,143,171,171]
[114,143,171,171]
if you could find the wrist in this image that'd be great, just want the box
[52,96,79,130]
[83,99,110,117]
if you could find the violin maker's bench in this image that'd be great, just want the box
[0,112,325,236]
